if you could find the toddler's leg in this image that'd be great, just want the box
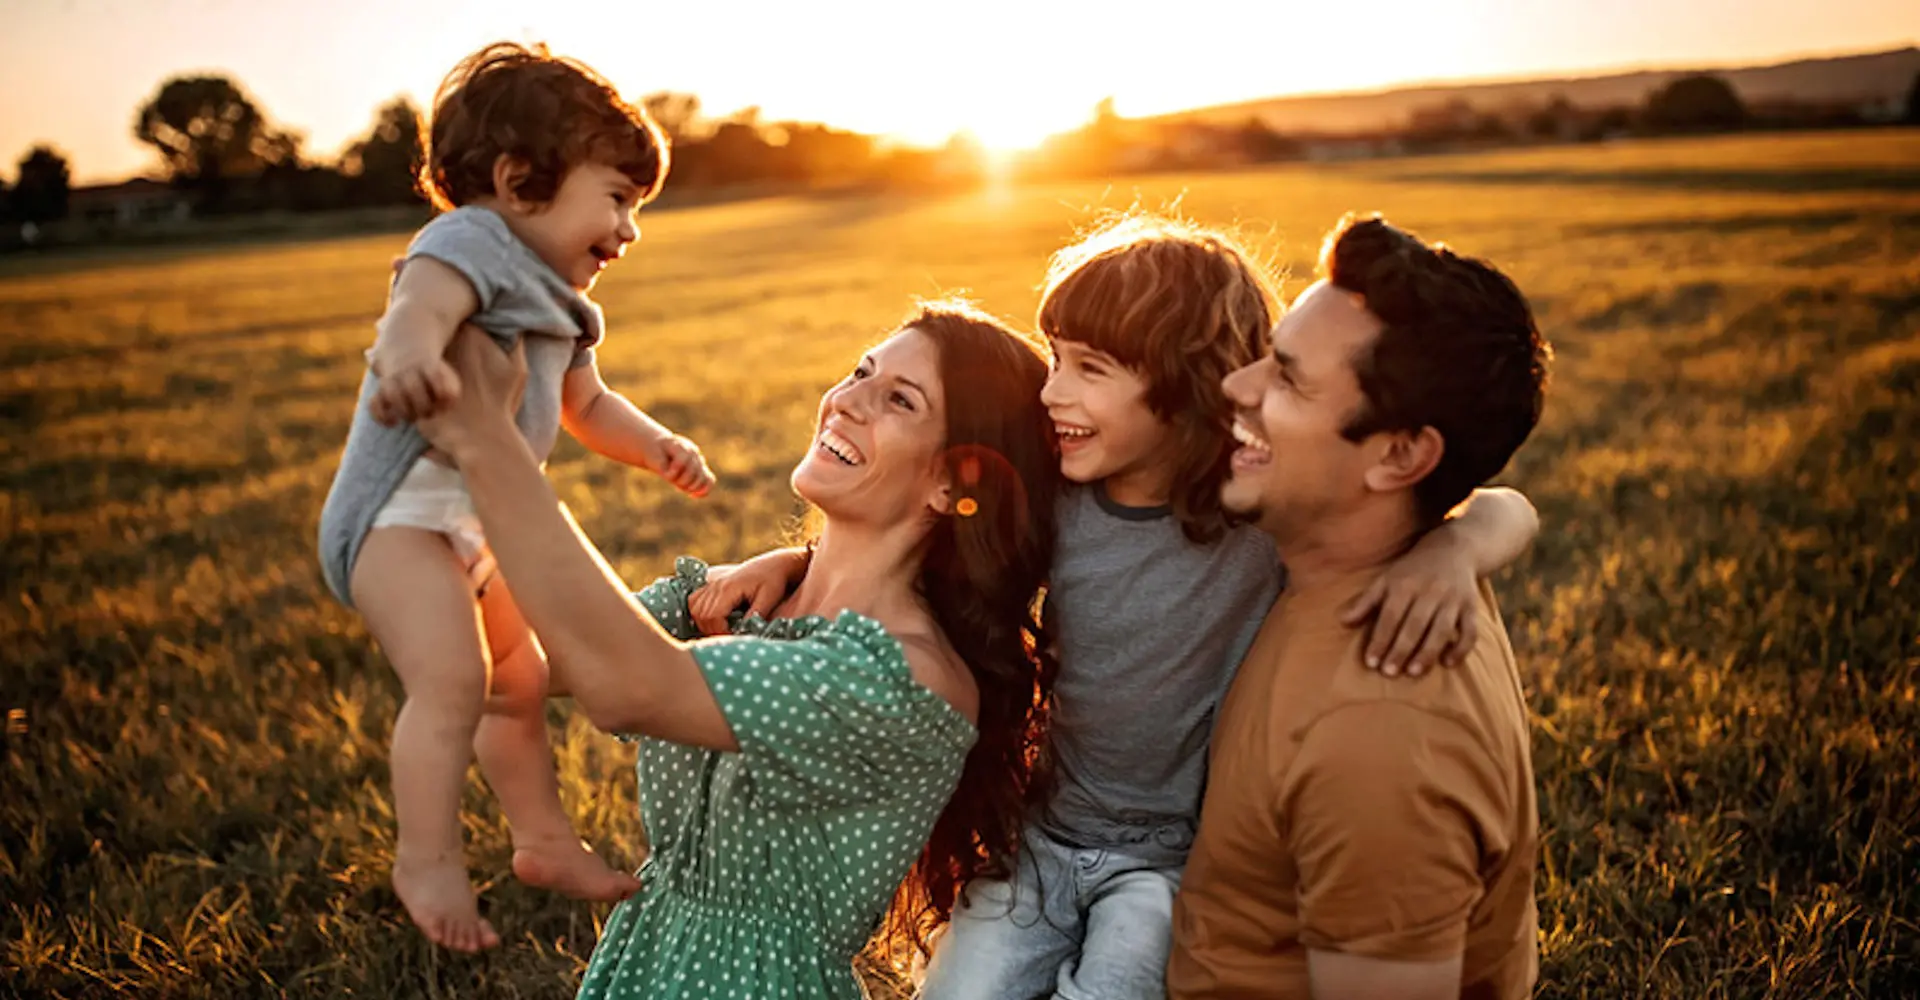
[1052,863,1181,1000]
[471,574,639,902]
[352,526,500,953]
[919,835,1080,1000]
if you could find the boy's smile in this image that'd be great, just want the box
[1041,338,1180,506]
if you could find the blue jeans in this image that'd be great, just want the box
[918,825,1185,1000]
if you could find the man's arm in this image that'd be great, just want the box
[1308,950,1463,1000]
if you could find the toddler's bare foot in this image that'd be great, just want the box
[393,851,501,952]
[512,839,641,902]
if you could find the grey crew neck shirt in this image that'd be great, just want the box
[1037,483,1285,867]
[316,206,604,606]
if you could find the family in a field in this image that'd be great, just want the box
[317,42,1551,1000]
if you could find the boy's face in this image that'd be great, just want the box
[1041,337,1178,502]
[509,161,642,291]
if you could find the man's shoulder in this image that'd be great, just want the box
[1240,580,1520,755]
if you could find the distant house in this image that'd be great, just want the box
[67,178,192,229]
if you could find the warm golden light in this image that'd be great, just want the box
[0,0,1913,183]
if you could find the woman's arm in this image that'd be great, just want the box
[420,326,738,750]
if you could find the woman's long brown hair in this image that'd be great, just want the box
[865,300,1061,968]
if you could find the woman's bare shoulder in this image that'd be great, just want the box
[889,618,979,725]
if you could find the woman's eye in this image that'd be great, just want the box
[890,391,914,410]
[852,366,871,380]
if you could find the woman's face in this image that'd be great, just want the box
[791,328,950,526]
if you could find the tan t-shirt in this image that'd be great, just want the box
[1168,573,1538,1000]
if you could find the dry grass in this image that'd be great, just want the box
[4,129,1918,998]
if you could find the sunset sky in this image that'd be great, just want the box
[3,0,1914,184]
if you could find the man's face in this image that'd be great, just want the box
[1221,280,1383,536]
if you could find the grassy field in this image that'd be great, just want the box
[3,129,1918,998]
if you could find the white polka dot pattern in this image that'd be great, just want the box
[577,558,977,1000]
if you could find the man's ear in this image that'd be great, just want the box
[1363,425,1444,494]
[490,154,534,210]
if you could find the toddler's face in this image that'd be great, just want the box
[514,161,642,291]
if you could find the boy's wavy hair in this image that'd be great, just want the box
[1038,212,1279,542]
[420,41,668,212]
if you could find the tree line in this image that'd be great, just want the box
[5,69,1918,234]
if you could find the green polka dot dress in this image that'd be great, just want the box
[576,558,977,1000]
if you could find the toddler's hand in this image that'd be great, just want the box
[652,434,715,498]
[688,549,804,635]
[370,354,462,427]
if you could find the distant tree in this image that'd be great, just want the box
[134,75,299,208]
[643,92,703,142]
[13,145,72,225]
[342,97,425,206]
[779,123,875,183]
[702,119,772,185]
[0,174,9,222]
[1406,98,1480,142]
[1593,106,1636,137]
[1237,116,1299,161]
[1643,74,1748,132]
[1527,94,1578,139]
[1906,70,1920,124]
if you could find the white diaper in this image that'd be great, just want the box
[370,457,492,572]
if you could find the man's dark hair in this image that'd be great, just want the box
[1322,213,1551,526]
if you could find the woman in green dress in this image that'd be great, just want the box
[416,300,1060,998]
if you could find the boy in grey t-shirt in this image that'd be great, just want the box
[316,42,711,953]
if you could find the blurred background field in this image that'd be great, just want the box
[3,129,1918,998]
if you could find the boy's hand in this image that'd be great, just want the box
[369,353,463,427]
[1338,531,1480,678]
[652,434,715,498]
[688,548,806,635]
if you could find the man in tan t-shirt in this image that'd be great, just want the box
[1169,213,1551,1000]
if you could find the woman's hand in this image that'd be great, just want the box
[416,325,528,465]
[1338,530,1481,677]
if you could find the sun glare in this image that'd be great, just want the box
[964,111,1072,154]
